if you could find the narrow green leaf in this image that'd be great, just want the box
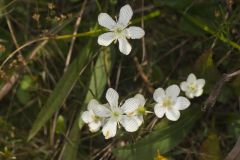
[199,131,222,160]
[28,40,93,141]
[114,106,202,160]
[60,47,115,160]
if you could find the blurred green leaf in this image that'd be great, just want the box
[16,88,31,105]
[199,131,222,160]
[194,49,220,83]
[60,47,115,160]
[114,106,202,160]
[20,75,33,90]
[28,40,93,141]
[56,115,66,135]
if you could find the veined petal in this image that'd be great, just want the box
[180,82,188,91]
[165,109,180,121]
[81,111,94,123]
[102,118,117,139]
[154,103,166,118]
[106,88,119,107]
[98,32,116,46]
[120,115,139,132]
[175,97,190,110]
[98,13,116,30]
[118,4,133,27]
[118,37,132,55]
[87,99,99,111]
[92,104,111,117]
[197,79,205,88]
[153,88,165,102]
[133,115,144,127]
[121,98,139,114]
[88,121,101,132]
[166,85,180,99]
[187,73,196,83]
[134,94,146,106]
[125,26,145,39]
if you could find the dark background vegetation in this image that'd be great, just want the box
[0,0,240,159]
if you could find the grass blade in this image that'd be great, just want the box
[60,47,115,160]
[28,40,93,141]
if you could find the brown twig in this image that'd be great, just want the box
[225,136,240,160]
[203,69,240,111]
[64,0,88,72]
[134,57,154,93]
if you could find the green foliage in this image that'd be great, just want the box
[28,40,93,141]
[114,106,202,159]
[0,0,240,159]
[61,47,115,160]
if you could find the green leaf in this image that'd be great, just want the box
[28,40,93,141]
[114,106,203,160]
[199,131,222,160]
[60,47,115,160]
[20,75,34,90]
[55,115,66,135]
[194,49,220,83]
[16,88,31,105]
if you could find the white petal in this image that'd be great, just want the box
[102,118,117,139]
[118,4,133,27]
[187,73,196,83]
[98,32,116,46]
[186,92,194,99]
[165,109,180,121]
[121,98,139,114]
[180,82,188,91]
[92,104,111,117]
[154,103,166,118]
[118,37,132,55]
[106,88,119,107]
[175,97,190,110]
[153,88,165,103]
[133,115,144,127]
[98,13,116,30]
[124,26,145,39]
[197,79,205,88]
[195,88,203,97]
[88,121,101,132]
[87,99,99,111]
[134,94,146,106]
[81,111,94,123]
[166,85,180,99]
[120,115,139,132]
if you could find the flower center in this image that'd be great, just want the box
[112,111,121,120]
[188,83,197,93]
[92,115,101,122]
[137,106,146,115]
[162,97,173,108]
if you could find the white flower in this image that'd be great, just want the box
[81,99,103,132]
[127,94,147,127]
[91,88,141,139]
[97,4,145,55]
[153,85,190,121]
[180,73,205,99]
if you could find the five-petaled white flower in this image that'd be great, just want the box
[180,73,206,99]
[127,94,148,127]
[92,88,142,139]
[81,99,103,132]
[97,4,145,55]
[153,85,190,121]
